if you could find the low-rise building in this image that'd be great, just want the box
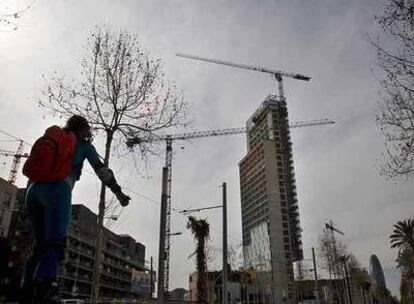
[296,278,356,304]
[131,269,156,298]
[169,288,188,301]
[0,177,17,238]
[189,270,255,304]
[60,204,147,299]
[3,193,149,301]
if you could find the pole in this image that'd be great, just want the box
[312,247,319,300]
[150,256,154,299]
[343,258,352,304]
[157,167,168,303]
[223,182,228,304]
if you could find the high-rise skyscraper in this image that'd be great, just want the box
[239,94,302,303]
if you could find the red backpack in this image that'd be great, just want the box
[23,126,76,182]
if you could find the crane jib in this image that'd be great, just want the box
[176,52,311,82]
[126,119,334,145]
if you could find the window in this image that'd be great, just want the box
[2,193,12,208]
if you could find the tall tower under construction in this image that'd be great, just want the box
[239,94,302,303]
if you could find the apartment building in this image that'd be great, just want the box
[5,195,147,301]
[0,177,17,238]
[60,204,147,299]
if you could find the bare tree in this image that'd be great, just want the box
[0,0,36,31]
[319,229,347,279]
[319,229,348,304]
[370,0,414,179]
[40,25,187,303]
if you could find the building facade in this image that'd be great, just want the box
[189,270,251,304]
[4,196,148,301]
[130,269,156,298]
[0,177,17,238]
[60,204,147,299]
[2,188,31,300]
[169,288,189,301]
[239,95,302,303]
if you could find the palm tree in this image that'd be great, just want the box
[391,219,414,304]
[390,219,414,251]
[396,248,414,277]
[397,247,414,304]
[400,273,413,304]
[187,216,210,304]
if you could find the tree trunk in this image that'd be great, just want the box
[91,131,113,304]
[197,237,207,304]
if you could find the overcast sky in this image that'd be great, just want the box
[0,0,411,296]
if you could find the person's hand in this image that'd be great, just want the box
[115,190,130,207]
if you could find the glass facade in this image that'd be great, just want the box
[243,221,271,272]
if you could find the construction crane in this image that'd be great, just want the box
[143,54,317,298]
[178,53,316,260]
[0,129,30,184]
[325,220,344,236]
[176,53,311,101]
[0,143,29,184]
[126,119,334,298]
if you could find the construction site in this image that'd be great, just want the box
[0,1,408,302]
[0,52,341,304]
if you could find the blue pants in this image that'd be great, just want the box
[22,180,72,285]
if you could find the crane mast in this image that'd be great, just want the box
[163,138,173,294]
[8,140,24,184]
[127,119,334,297]
[0,144,29,184]
[0,129,30,184]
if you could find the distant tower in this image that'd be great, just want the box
[369,254,386,289]
[239,95,302,303]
